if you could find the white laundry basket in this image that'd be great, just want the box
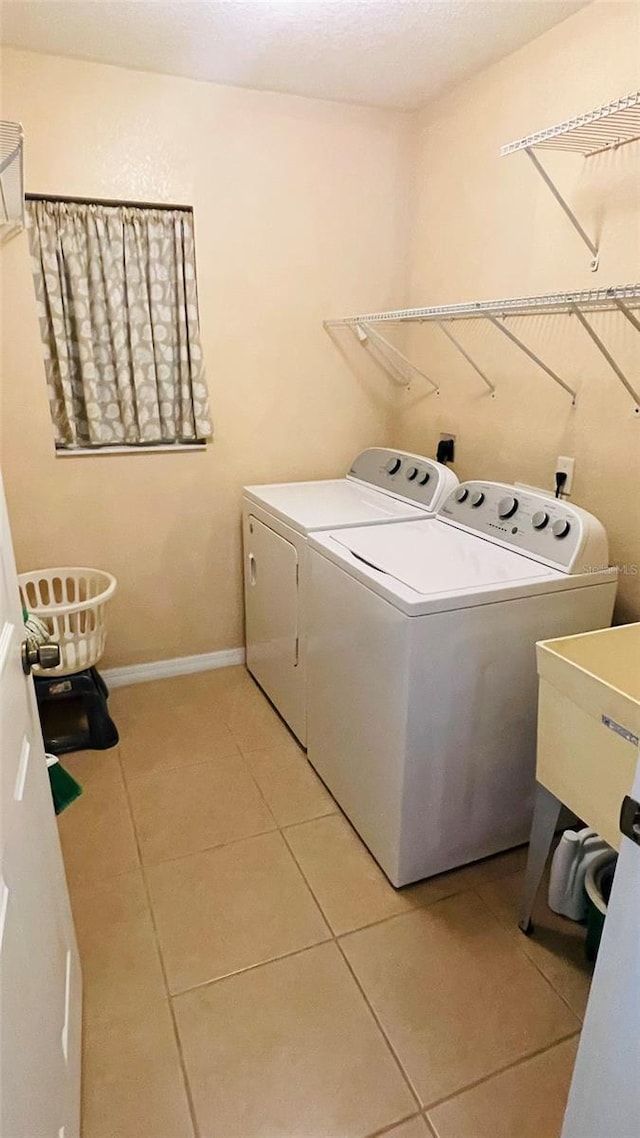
[19,567,117,677]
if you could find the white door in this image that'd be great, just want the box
[561,752,640,1138]
[0,473,81,1138]
[243,513,304,742]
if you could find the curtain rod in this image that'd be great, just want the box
[25,192,192,212]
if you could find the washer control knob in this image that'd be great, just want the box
[498,495,519,519]
[406,466,419,481]
[454,487,469,503]
[552,518,571,539]
[470,491,485,508]
[386,457,402,475]
[532,510,549,530]
[419,471,431,485]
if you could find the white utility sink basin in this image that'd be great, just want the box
[536,622,640,850]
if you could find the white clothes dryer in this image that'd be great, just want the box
[307,481,618,886]
[242,448,458,744]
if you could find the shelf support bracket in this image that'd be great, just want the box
[487,315,577,404]
[525,148,599,272]
[571,304,640,411]
[614,298,640,338]
[436,321,496,395]
[354,323,439,394]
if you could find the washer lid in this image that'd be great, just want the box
[310,518,585,615]
[331,521,558,594]
[243,479,426,534]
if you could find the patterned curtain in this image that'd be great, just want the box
[27,200,213,448]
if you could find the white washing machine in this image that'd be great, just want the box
[243,448,458,745]
[307,481,618,886]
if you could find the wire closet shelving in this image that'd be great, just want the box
[0,121,25,241]
[324,284,640,413]
[501,92,640,271]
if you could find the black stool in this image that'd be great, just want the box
[34,666,119,755]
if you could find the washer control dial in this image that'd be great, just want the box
[532,510,549,530]
[406,466,419,481]
[455,487,469,503]
[498,495,519,519]
[470,491,485,508]
[419,471,431,486]
[386,457,402,475]
[552,518,571,539]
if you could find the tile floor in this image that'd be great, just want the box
[57,666,592,1138]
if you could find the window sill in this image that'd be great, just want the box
[55,443,207,457]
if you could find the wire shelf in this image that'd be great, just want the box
[0,120,25,237]
[325,284,640,326]
[501,91,640,158]
[325,284,640,411]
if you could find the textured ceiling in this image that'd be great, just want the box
[1,0,589,111]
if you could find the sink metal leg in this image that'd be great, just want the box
[519,782,562,935]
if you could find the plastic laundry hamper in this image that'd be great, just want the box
[18,566,117,677]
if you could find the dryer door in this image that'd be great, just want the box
[243,514,303,742]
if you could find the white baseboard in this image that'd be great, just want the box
[102,647,246,689]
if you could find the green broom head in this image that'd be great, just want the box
[47,756,83,815]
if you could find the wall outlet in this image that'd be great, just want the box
[556,455,575,496]
[437,433,456,464]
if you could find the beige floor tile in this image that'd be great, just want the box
[340,893,579,1107]
[127,754,277,864]
[211,668,273,715]
[119,702,240,779]
[186,664,258,700]
[244,738,338,827]
[63,671,581,1138]
[147,831,329,992]
[107,677,176,713]
[108,676,204,729]
[174,941,416,1138]
[57,747,120,802]
[286,816,529,935]
[71,869,165,1025]
[224,686,295,752]
[81,999,194,1138]
[477,871,593,1019]
[427,1036,579,1138]
[112,668,291,753]
[382,1117,433,1137]
[285,814,423,934]
[57,750,139,886]
[416,844,529,898]
[108,666,253,722]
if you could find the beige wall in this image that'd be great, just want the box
[2,0,639,672]
[0,49,411,666]
[396,0,640,621]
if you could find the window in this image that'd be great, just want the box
[27,198,212,451]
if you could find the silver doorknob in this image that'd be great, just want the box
[22,638,61,675]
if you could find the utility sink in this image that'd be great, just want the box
[536,622,640,850]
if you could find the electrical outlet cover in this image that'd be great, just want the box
[556,455,575,495]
